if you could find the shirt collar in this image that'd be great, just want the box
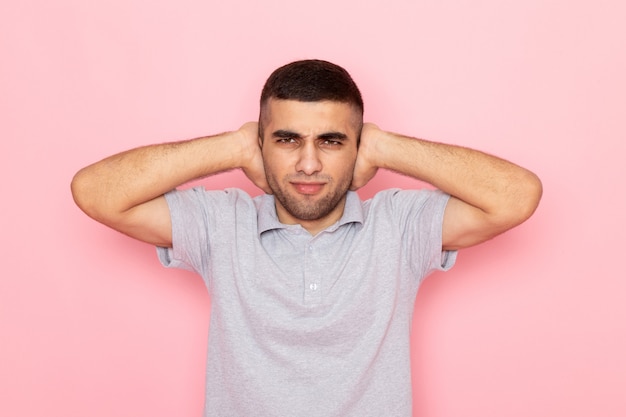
[256,191,364,235]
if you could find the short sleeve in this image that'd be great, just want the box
[386,189,458,280]
[156,187,212,274]
[155,187,258,284]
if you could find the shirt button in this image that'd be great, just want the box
[309,283,318,291]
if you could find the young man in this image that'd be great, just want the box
[72,59,542,416]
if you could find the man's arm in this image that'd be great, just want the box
[351,124,543,251]
[71,122,268,247]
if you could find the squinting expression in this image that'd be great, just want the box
[260,99,361,234]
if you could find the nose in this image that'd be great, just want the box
[295,141,322,175]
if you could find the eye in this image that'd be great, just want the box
[276,137,297,144]
[321,139,342,147]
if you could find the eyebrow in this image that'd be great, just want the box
[272,130,301,139]
[318,132,348,141]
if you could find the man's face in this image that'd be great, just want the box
[260,98,361,233]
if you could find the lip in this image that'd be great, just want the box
[291,182,325,195]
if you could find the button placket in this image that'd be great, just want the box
[303,239,321,303]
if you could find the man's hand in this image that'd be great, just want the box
[236,122,271,194]
[350,123,381,190]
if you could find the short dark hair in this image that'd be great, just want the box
[259,60,364,136]
[260,59,363,113]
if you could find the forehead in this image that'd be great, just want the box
[262,99,361,135]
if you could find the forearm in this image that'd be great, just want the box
[355,125,542,248]
[71,131,244,220]
[373,130,541,217]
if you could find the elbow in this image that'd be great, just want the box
[71,168,109,222]
[518,170,543,222]
[502,170,543,228]
[71,168,95,216]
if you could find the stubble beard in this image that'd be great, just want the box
[266,171,354,222]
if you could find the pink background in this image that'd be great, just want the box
[1,0,625,416]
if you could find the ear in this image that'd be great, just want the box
[258,100,273,148]
[258,128,264,148]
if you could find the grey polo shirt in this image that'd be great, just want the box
[157,187,456,417]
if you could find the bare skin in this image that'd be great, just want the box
[71,124,269,247]
[352,123,543,250]
[259,99,360,235]
[71,98,542,250]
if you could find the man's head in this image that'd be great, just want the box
[257,60,364,233]
[259,59,364,139]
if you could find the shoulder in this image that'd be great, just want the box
[166,187,255,207]
[361,189,450,235]
[165,187,261,226]
[367,188,450,212]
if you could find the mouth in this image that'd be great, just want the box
[291,182,326,195]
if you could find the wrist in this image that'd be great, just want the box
[359,124,388,169]
[233,122,262,171]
